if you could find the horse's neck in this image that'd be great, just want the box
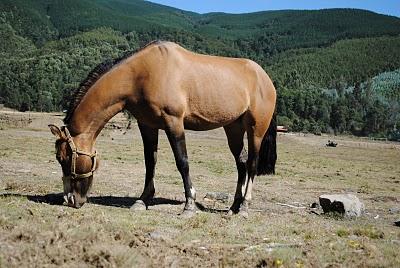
[68,64,136,149]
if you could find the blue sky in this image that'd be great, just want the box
[148,0,400,17]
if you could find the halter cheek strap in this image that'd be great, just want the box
[63,127,97,180]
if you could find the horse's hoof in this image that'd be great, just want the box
[227,209,247,218]
[130,200,147,211]
[180,209,196,218]
[238,201,249,218]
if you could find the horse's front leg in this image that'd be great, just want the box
[131,123,158,211]
[165,118,196,217]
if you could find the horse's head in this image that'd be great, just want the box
[48,124,98,208]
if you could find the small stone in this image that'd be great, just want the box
[148,231,166,241]
[319,194,364,217]
[389,207,400,214]
[395,220,400,227]
[204,192,233,203]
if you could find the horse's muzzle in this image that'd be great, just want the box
[63,193,86,208]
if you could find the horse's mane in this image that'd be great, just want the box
[64,40,162,124]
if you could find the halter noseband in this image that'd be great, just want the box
[62,127,97,180]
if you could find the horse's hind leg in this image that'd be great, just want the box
[164,118,196,217]
[239,126,265,218]
[131,123,159,211]
[224,121,247,215]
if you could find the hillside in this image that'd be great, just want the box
[2,1,400,44]
[268,36,400,87]
[0,0,400,138]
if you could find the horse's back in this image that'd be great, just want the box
[136,42,275,131]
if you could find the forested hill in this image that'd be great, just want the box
[1,0,400,139]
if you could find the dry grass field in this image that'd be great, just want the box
[0,110,399,267]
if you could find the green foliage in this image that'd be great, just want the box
[198,9,400,40]
[0,0,399,139]
[0,0,58,44]
[369,69,400,102]
[0,0,196,42]
[268,37,400,88]
[0,27,134,111]
[276,70,400,139]
[0,22,35,55]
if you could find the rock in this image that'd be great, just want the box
[395,220,400,227]
[148,231,167,241]
[204,192,233,203]
[147,228,180,241]
[389,207,400,214]
[319,194,364,217]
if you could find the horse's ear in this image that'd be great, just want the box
[48,124,62,139]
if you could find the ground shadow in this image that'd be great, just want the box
[195,202,229,214]
[1,192,230,213]
[89,196,184,208]
[27,192,64,205]
[0,192,184,208]
[0,192,64,205]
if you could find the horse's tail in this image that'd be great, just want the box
[257,114,277,176]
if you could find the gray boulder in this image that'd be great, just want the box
[319,194,364,217]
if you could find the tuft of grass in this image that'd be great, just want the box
[273,258,284,267]
[295,259,305,268]
[304,232,314,241]
[185,213,210,229]
[336,228,350,237]
[347,240,363,250]
[358,183,371,194]
[353,226,385,239]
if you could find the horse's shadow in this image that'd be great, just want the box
[0,192,228,213]
[89,195,184,208]
[0,192,65,205]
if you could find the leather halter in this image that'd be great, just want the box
[62,127,97,180]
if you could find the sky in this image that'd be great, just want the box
[148,0,400,18]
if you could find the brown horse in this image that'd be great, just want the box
[49,41,277,217]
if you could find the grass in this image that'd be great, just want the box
[0,111,400,267]
[353,226,385,239]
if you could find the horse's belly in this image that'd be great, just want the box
[183,87,249,130]
[183,117,228,131]
[183,107,245,131]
